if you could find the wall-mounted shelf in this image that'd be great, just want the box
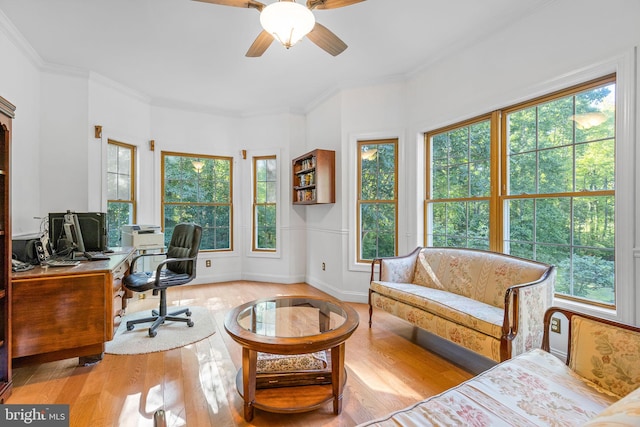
[292,149,335,205]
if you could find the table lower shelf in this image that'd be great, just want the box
[235,368,346,414]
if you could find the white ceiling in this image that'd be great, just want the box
[0,0,550,116]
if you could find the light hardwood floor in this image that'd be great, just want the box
[7,281,481,427]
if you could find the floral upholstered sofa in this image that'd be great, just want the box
[369,247,555,362]
[358,308,640,426]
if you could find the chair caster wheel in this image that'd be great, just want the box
[127,324,135,331]
[149,330,157,338]
[186,310,192,317]
[187,321,194,327]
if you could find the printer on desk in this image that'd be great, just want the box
[121,225,165,274]
[121,224,164,249]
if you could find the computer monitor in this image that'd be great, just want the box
[49,211,108,253]
[63,212,85,252]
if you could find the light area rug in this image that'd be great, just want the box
[105,306,216,355]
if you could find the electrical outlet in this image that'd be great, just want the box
[205,259,211,268]
[322,262,326,271]
[550,317,561,333]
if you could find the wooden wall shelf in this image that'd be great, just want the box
[292,149,335,205]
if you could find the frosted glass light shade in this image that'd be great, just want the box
[260,1,316,49]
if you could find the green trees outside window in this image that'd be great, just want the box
[107,140,136,247]
[253,156,277,251]
[427,119,492,249]
[358,139,397,261]
[505,79,615,305]
[424,75,616,307]
[162,152,233,251]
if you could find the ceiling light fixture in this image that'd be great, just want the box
[192,160,205,173]
[361,147,377,161]
[260,1,316,49]
[570,112,607,129]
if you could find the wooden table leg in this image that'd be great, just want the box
[331,343,345,414]
[242,347,258,421]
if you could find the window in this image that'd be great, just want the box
[426,116,496,249]
[504,76,615,306]
[424,74,616,307]
[357,139,398,262]
[162,152,233,251]
[252,156,277,251]
[107,140,136,247]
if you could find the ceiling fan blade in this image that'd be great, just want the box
[246,30,274,57]
[306,23,347,56]
[193,0,265,12]
[307,0,365,10]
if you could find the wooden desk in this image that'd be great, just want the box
[10,248,134,366]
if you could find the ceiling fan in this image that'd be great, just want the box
[194,0,366,57]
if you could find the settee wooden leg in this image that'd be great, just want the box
[368,304,373,328]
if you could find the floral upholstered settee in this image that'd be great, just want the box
[369,247,555,362]
[358,308,640,426]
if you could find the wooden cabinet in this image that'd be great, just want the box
[292,149,335,205]
[0,96,14,403]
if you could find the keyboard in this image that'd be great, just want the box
[46,259,81,267]
[84,251,111,261]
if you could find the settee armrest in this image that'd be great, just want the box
[500,266,555,361]
[542,307,640,398]
[370,247,421,283]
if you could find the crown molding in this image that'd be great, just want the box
[89,72,151,104]
[0,8,43,68]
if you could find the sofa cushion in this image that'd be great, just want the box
[370,280,504,338]
[370,292,503,360]
[256,351,328,373]
[569,315,640,398]
[584,385,640,426]
[358,349,617,427]
[413,251,445,290]
[413,249,550,308]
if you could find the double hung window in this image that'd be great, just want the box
[107,140,136,247]
[252,156,277,251]
[162,152,233,251]
[425,75,616,307]
[357,139,398,262]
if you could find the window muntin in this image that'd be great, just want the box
[426,117,494,249]
[504,77,616,306]
[424,75,616,308]
[162,152,233,251]
[107,140,136,247]
[253,156,277,252]
[357,139,398,262]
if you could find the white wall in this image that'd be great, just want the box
[0,10,41,236]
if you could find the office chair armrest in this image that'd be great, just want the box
[152,256,198,285]
[130,251,169,271]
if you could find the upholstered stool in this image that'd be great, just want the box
[255,350,332,388]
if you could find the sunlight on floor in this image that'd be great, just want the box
[348,359,424,401]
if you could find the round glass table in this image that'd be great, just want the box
[224,296,359,421]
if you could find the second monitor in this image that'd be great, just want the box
[49,211,108,253]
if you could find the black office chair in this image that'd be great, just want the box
[124,223,202,337]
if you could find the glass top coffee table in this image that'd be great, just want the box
[224,296,359,421]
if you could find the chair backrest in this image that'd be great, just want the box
[166,223,202,275]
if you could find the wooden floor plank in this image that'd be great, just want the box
[7,281,478,426]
